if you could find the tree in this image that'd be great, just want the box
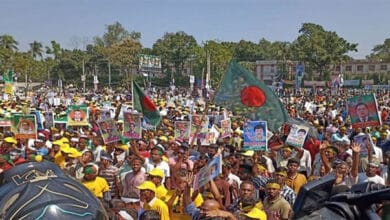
[291,23,358,79]
[29,41,43,60]
[367,38,390,62]
[94,21,141,47]
[0,35,18,52]
[153,31,198,77]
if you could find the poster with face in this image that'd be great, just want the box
[67,105,89,126]
[174,121,190,142]
[43,111,54,129]
[285,124,309,148]
[97,118,121,144]
[347,94,381,129]
[12,114,37,140]
[193,154,222,190]
[122,112,142,139]
[189,115,209,145]
[220,119,232,138]
[243,120,267,151]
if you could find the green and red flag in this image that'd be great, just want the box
[213,61,288,132]
[132,81,161,127]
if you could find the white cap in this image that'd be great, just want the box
[118,210,133,220]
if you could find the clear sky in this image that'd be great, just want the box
[1,0,389,59]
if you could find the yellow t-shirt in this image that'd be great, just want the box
[83,176,110,198]
[156,184,168,200]
[164,189,203,220]
[145,197,170,220]
[54,152,65,168]
[285,173,307,194]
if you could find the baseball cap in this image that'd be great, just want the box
[137,181,156,193]
[148,168,164,178]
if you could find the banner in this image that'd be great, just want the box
[285,124,310,148]
[347,94,381,129]
[303,81,327,87]
[97,119,121,144]
[243,121,267,151]
[343,80,360,87]
[122,112,142,139]
[12,114,37,140]
[0,116,11,127]
[174,121,190,142]
[67,105,89,126]
[193,154,222,190]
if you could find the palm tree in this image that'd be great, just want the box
[0,34,18,52]
[29,41,43,60]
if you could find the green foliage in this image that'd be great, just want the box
[367,38,390,62]
[291,23,358,80]
[153,31,198,77]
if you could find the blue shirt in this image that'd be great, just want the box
[184,202,200,220]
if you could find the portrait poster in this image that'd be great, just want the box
[201,125,220,146]
[189,115,209,144]
[43,111,54,129]
[174,121,190,142]
[67,105,89,126]
[285,124,309,148]
[193,154,222,190]
[97,118,121,144]
[347,94,381,129]
[12,114,37,140]
[243,121,267,151]
[353,134,370,156]
[122,112,142,139]
[219,118,232,138]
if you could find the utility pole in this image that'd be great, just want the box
[82,59,86,93]
[108,60,111,91]
[206,50,211,89]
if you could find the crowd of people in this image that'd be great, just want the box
[0,86,390,220]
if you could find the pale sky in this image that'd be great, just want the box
[1,0,389,59]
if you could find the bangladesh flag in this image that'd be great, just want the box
[132,81,161,127]
[213,61,288,132]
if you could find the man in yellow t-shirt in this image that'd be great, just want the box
[138,181,170,220]
[165,171,203,220]
[148,168,168,200]
[82,163,110,198]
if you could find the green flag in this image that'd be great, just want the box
[3,69,14,83]
[132,81,161,127]
[213,61,288,132]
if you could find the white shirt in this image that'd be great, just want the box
[263,155,275,173]
[357,173,385,185]
[299,149,312,175]
[227,173,242,189]
[144,158,170,183]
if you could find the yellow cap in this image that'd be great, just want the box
[52,140,63,146]
[241,150,254,157]
[4,137,17,144]
[241,207,267,220]
[137,181,156,193]
[69,148,82,158]
[148,168,164,178]
[35,155,43,162]
[116,145,129,151]
[159,136,168,142]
